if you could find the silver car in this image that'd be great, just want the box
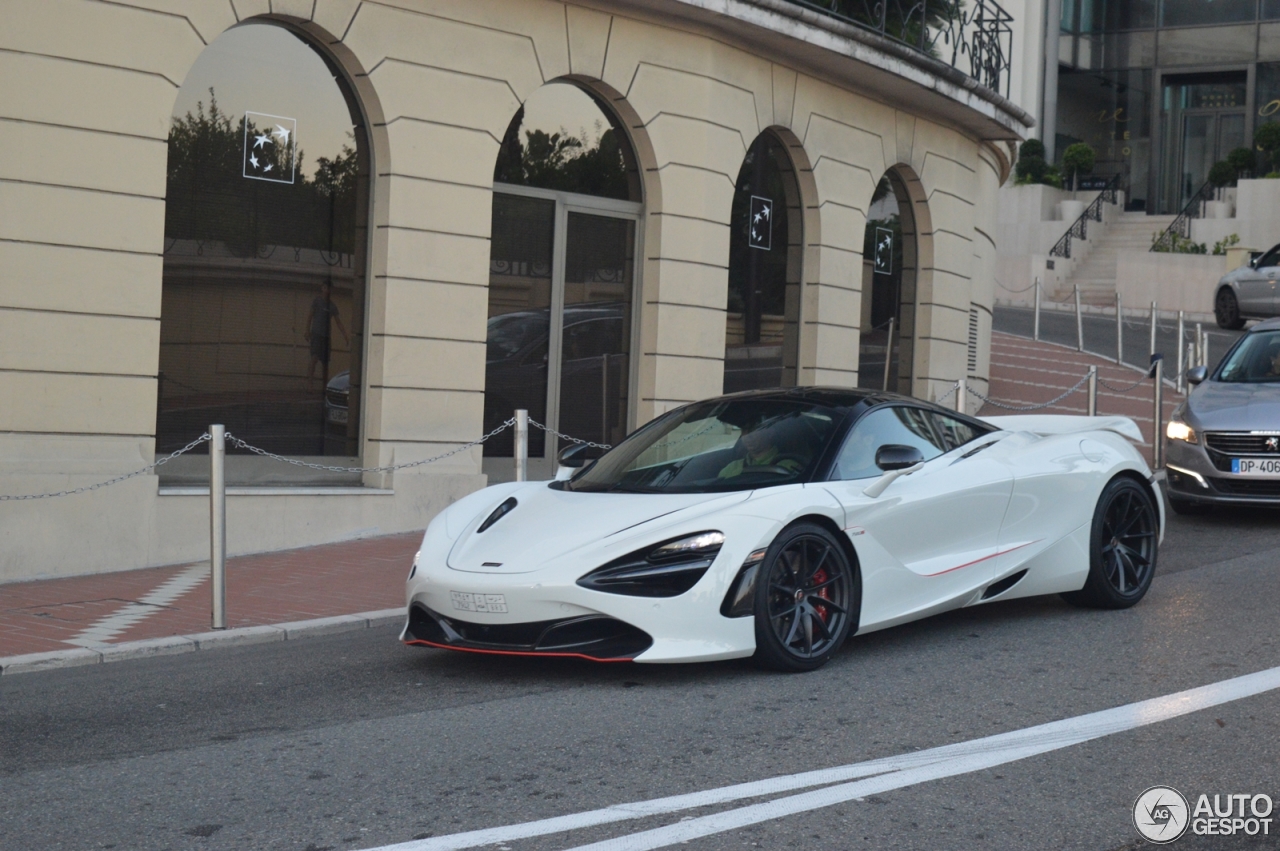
[1165,317,1280,512]
[1215,243,1280,329]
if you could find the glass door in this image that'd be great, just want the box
[483,188,641,481]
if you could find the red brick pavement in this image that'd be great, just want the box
[0,331,1174,661]
[981,332,1183,467]
[0,532,418,657]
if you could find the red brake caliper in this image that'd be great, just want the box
[810,567,830,623]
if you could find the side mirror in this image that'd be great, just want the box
[558,442,607,469]
[1186,365,1207,386]
[875,444,925,472]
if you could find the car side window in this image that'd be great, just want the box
[931,412,988,450]
[831,406,946,480]
[1257,246,1280,270]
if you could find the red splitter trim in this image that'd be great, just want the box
[403,638,636,663]
[922,540,1039,577]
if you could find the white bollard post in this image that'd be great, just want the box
[209,424,226,630]
[1202,329,1210,369]
[1152,358,1164,470]
[1149,301,1158,358]
[1115,292,1123,365]
[1176,311,1185,394]
[1087,366,1098,417]
[882,316,895,392]
[514,409,528,482]
[955,378,967,415]
[1074,285,1084,352]
[1033,277,1041,342]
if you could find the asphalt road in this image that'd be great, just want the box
[3,509,1280,851]
[993,305,1246,375]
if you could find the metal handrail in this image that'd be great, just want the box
[1048,173,1122,260]
[1150,179,1214,252]
[784,0,1014,96]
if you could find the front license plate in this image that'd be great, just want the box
[450,591,508,614]
[327,407,348,424]
[1231,458,1280,476]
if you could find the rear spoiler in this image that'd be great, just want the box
[978,415,1144,444]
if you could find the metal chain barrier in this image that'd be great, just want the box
[527,418,612,450]
[0,432,212,501]
[225,418,516,474]
[996,277,1038,294]
[1098,374,1148,393]
[934,381,961,404]
[968,372,1092,412]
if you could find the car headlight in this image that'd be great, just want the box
[577,531,725,597]
[1166,419,1197,443]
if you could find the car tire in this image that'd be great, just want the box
[1168,495,1209,516]
[1061,477,1158,610]
[753,522,858,673]
[1215,287,1245,330]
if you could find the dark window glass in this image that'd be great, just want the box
[564,400,838,493]
[725,132,801,393]
[1267,0,1280,20]
[1161,0,1255,27]
[158,23,369,458]
[859,173,917,392]
[559,213,634,449]
[493,83,640,201]
[1104,0,1156,30]
[483,194,555,457]
[1056,69,1153,210]
[931,413,989,450]
[1257,63,1280,133]
[1215,331,1280,382]
[832,407,945,481]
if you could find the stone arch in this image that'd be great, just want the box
[157,15,389,470]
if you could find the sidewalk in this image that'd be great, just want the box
[1,330,1175,671]
[0,532,418,665]
[980,331,1183,467]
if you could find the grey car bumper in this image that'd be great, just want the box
[1166,439,1280,505]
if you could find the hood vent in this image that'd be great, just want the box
[477,497,517,533]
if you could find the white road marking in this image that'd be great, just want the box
[366,663,1280,851]
[65,563,208,647]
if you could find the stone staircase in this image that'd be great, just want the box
[1053,212,1177,305]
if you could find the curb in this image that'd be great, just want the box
[0,608,405,676]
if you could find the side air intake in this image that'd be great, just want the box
[981,569,1028,600]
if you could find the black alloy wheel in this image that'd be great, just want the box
[753,522,858,672]
[1062,477,1158,609]
[1215,287,1245,330]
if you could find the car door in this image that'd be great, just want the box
[823,405,1014,630]
[1237,245,1280,315]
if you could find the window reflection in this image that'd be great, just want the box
[158,23,368,458]
[832,407,945,481]
[725,132,801,393]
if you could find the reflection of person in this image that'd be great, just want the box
[718,421,802,479]
[305,280,349,380]
[1267,343,1280,378]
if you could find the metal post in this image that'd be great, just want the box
[1152,358,1164,470]
[1032,277,1041,341]
[882,316,895,392]
[1176,310,1185,394]
[1201,328,1210,369]
[1074,285,1084,351]
[955,377,967,415]
[514,409,528,482]
[209,424,226,630]
[601,353,610,445]
[1087,365,1097,417]
[1186,342,1195,385]
[1149,301,1157,358]
[1115,292,1123,365]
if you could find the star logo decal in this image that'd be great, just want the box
[242,112,296,184]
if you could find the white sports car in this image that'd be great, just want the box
[402,389,1164,672]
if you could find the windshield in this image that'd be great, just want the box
[565,398,842,493]
[1215,330,1280,383]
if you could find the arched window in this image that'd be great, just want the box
[859,171,917,394]
[483,82,641,479]
[725,131,802,393]
[158,22,370,472]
